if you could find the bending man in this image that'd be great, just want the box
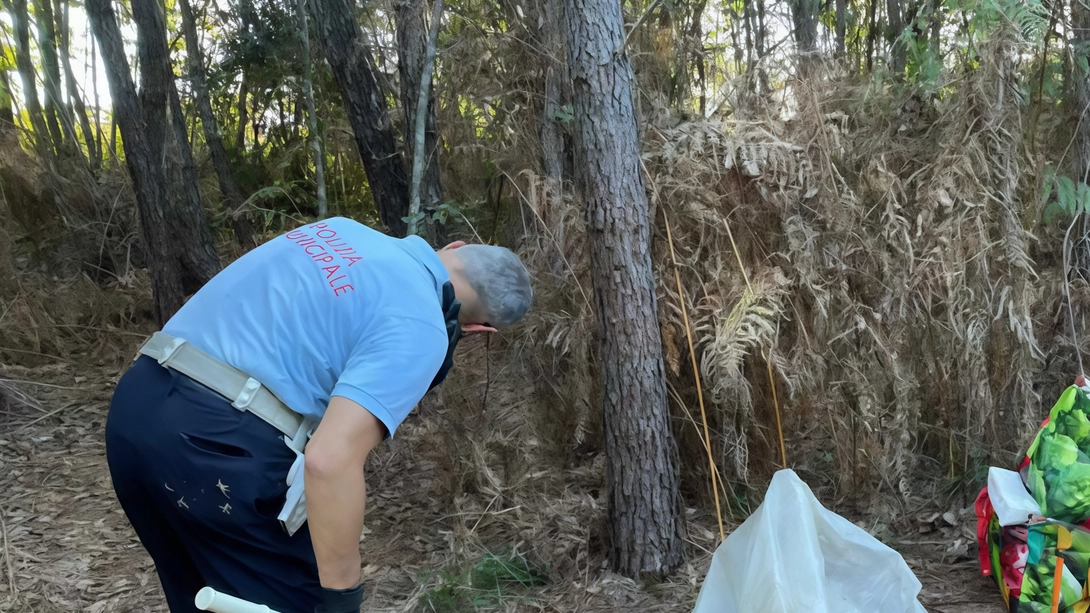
[104,217,533,613]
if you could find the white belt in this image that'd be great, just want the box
[137,331,314,536]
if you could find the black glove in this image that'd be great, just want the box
[314,583,364,613]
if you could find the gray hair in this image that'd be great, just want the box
[456,244,532,328]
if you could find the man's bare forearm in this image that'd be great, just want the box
[305,458,366,589]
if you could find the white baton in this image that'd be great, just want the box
[194,586,283,613]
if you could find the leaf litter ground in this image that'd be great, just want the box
[0,346,1007,612]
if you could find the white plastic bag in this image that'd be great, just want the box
[692,469,928,613]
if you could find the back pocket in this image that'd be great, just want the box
[181,433,253,458]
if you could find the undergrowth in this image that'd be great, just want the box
[417,550,549,612]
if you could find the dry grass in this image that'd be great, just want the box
[0,339,1004,613]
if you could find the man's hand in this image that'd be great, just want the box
[305,396,384,591]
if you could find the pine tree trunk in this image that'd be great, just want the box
[866,0,879,71]
[540,0,566,184]
[1073,0,1090,277]
[836,0,846,57]
[0,72,14,129]
[235,76,248,152]
[296,0,327,217]
[887,0,907,74]
[178,0,254,245]
[396,0,443,232]
[564,0,684,579]
[790,0,819,75]
[310,0,410,236]
[6,0,51,158]
[32,0,69,153]
[56,0,96,167]
[87,0,220,324]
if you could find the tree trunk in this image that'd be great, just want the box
[56,0,96,167]
[1073,0,1090,278]
[32,0,69,154]
[92,31,104,164]
[296,0,327,217]
[86,0,220,324]
[178,0,254,245]
[0,71,14,129]
[866,0,879,72]
[310,0,410,236]
[564,0,684,579]
[887,0,907,74]
[396,0,444,236]
[235,75,248,152]
[790,0,819,75]
[836,0,846,57]
[6,0,50,157]
[541,0,566,183]
[405,0,443,237]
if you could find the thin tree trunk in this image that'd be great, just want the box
[0,70,15,129]
[56,0,95,166]
[310,0,410,236]
[178,0,254,245]
[235,76,248,152]
[6,0,50,157]
[295,0,327,217]
[541,0,566,183]
[92,24,104,164]
[790,0,819,75]
[1072,0,1090,278]
[169,81,210,250]
[87,0,220,324]
[836,0,846,57]
[887,0,907,74]
[32,0,68,153]
[406,0,443,236]
[756,0,769,94]
[564,0,684,579]
[928,0,943,57]
[396,0,444,236]
[866,0,879,72]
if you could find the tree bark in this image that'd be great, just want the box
[56,0,96,167]
[310,0,410,236]
[396,0,444,235]
[32,0,70,154]
[790,0,819,75]
[405,0,443,236]
[564,0,684,579]
[295,0,328,218]
[0,71,14,129]
[541,0,566,183]
[86,0,220,324]
[178,0,254,245]
[6,0,50,157]
[887,0,907,74]
[1072,0,1090,278]
[866,0,879,72]
[836,0,846,57]
[235,76,248,152]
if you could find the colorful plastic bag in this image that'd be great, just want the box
[976,380,1090,612]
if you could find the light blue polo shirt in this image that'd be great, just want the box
[162,217,450,437]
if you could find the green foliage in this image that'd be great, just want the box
[901,30,941,89]
[403,198,482,237]
[1041,167,1090,224]
[417,551,549,612]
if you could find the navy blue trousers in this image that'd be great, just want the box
[105,356,322,613]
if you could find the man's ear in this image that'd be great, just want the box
[441,240,467,251]
[461,323,498,334]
